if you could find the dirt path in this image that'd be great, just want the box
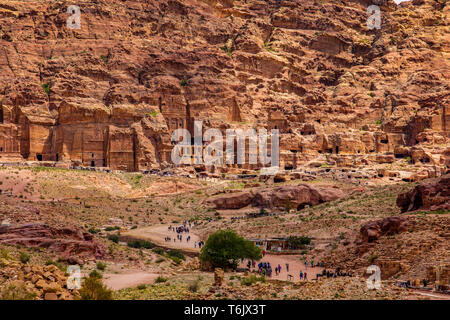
[122,224,201,253]
[412,290,450,300]
[103,272,160,290]
[240,254,325,282]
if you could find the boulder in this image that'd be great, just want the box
[206,191,254,209]
[0,224,105,262]
[358,216,410,243]
[206,184,345,210]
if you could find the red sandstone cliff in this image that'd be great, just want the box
[0,0,448,172]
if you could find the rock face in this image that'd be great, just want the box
[0,0,448,172]
[396,174,450,212]
[0,224,104,261]
[207,184,344,210]
[358,216,410,243]
[207,191,254,210]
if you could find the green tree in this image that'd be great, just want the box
[286,236,311,249]
[199,230,262,269]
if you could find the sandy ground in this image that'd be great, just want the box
[240,254,325,282]
[123,224,201,253]
[103,272,159,290]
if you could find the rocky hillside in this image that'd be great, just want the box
[0,0,448,172]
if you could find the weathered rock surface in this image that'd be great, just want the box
[358,216,411,243]
[0,224,104,261]
[208,191,254,209]
[0,0,447,173]
[396,174,450,212]
[207,184,344,210]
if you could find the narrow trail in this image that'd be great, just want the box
[412,290,450,300]
[103,272,159,290]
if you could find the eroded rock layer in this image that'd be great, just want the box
[207,184,345,209]
[0,0,448,172]
[0,224,105,262]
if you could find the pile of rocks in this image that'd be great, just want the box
[182,258,201,271]
[0,259,77,300]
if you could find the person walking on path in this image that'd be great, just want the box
[286,263,289,272]
[299,271,303,280]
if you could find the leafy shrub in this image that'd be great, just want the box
[108,234,119,243]
[169,256,182,265]
[88,228,100,234]
[105,226,120,232]
[0,248,9,259]
[152,247,164,255]
[167,249,185,261]
[41,83,50,94]
[127,239,154,249]
[79,276,113,300]
[155,276,168,283]
[286,236,311,249]
[19,252,30,264]
[96,262,107,271]
[368,254,378,263]
[89,269,103,279]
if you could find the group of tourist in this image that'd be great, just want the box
[304,260,324,268]
[252,261,309,280]
[195,240,204,249]
[256,261,273,277]
[164,222,206,249]
[168,224,190,234]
